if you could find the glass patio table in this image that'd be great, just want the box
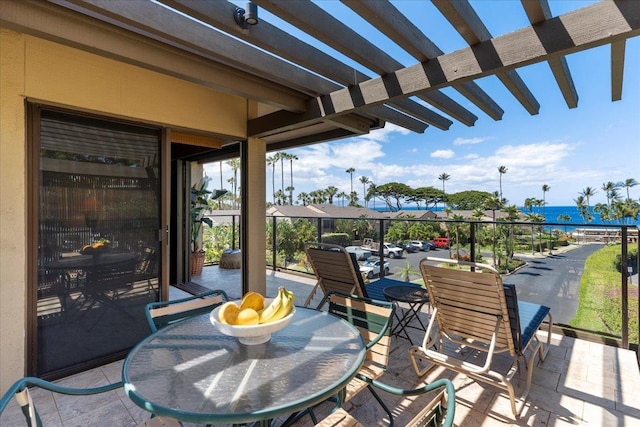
[123,306,366,426]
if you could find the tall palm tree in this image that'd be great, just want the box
[438,172,450,209]
[497,165,508,203]
[580,186,597,222]
[226,158,240,209]
[279,152,287,195]
[266,154,278,204]
[346,167,356,195]
[541,184,550,216]
[601,181,617,206]
[359,176,370,207]
[287,153,298,205]
[367,182,377,210]
[622,178,638,200]
[337,191,348,207]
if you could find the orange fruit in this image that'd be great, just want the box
[239,291,265,311]
[235,308,260,325]
[218,302,240,325]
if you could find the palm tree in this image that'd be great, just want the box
[367,182,378,210]
[279,152,287,195]
[325,186,338,204]
[346,167,356,195]
[285,186,295,205]
[601,181,617,206]
[287,153,298,205]
[218,161,224,208]
[541,184,550,216]
[297,192,310,206]
[266,154,278,204]
[337,191,348,207]
[226,158,240,209]
[622,178,638,200]
[359,176,370,207]
[580,187,597,222]
[438,173,450,209]
[557,214,571,234]
[497,166,508,203]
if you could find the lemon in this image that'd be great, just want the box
[239,291,265,311]
[218,302,241,325]
[235,308,260,325]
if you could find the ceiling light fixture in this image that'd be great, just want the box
[234,1,259,29]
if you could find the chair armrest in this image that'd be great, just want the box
[355,374,455,427]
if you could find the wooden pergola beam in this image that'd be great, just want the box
[254,0,476,127]
[611,40,626,102]
[252,0,639,133]
[162,0,441,131]
[342,0,504,121]
[521,0,578,109]
[433,0,541,115]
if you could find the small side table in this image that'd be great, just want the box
[383,285,430,345]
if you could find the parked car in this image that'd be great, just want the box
[399,241,420,253]
[408,240,431,252]
[423,240,437,251]
[433,237,450,249]
[345,246,372,261]
[359,259,390,279]
[381,242,404,258]
[360,240,404,258]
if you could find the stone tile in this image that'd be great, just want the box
[557,374,616,410]
[615,388,640,419]
[524,383,585,425]
[582,400,639,426]
[62,399,137,427]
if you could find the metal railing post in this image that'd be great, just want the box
[378,219,385,277]
[317,218,322,243]
[621,226,629,349]
[470,222,476,264]
[271,216,277,271]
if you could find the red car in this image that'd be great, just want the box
[433,237,450,249]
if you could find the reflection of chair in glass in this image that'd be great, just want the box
[303,242,411,306]
[313,291,455,427]
[144,289,229,333]
[411,257,552,418]
[0,376,181,427]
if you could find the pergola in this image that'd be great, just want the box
[2,0,639,293]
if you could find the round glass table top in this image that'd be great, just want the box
[123,306,365,424]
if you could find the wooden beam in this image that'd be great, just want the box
[162,0,442,130]
[55,0,338,97]
[611,40,626,101]
[342,0,504,121]
[433,0,541,115]
[171,131,222,149]
[254,0,477,126]
[0,0,306,112]
[299,1,640,121]
[521,0,578,108]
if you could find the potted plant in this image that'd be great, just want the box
[190,177,227,275]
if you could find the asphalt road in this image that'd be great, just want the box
[375,244,604,325]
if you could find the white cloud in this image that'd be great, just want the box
[453,136,484,145]
[430,149,455,159]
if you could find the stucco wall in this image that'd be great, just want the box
[0,28,247,390]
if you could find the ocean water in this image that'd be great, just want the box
[373,205,638,230]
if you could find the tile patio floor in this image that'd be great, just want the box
[1,266,639,426]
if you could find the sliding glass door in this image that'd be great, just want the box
[32,107,161,377]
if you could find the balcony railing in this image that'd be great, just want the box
[203,213,639,353]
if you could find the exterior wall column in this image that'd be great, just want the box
[241,136,267,295]
[0,29,27,390]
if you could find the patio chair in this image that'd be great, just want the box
[312,291,455,427]
[0,376,180,426]
[144,288,229,333]
[303,242,416,306]
[411,257,553,418]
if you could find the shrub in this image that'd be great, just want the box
[321,232,351,246]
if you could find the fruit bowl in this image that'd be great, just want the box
[210,301,296,345]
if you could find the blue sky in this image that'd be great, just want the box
[206,1,640,207]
